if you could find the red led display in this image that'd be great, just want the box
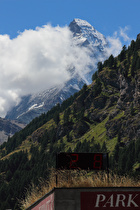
[56,153,108,170]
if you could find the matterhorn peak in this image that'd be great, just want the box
[69,18,93,35]
[69,18,108,50]
[72,18,93,28]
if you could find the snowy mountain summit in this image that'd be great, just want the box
[69,18,107,51]
[5,19,108,125]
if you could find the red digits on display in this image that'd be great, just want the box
[69,154,79,169]
[93,154,103,169]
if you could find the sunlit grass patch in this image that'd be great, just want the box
[20,169,140,209]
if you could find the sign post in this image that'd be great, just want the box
[56,152,109,186]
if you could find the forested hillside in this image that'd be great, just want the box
[0,36,140,210]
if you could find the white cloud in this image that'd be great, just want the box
[119,26,130,42]
[0,23,132,118]
[105,26,131,57]
[106,31,123,57]
[0,24,93,117]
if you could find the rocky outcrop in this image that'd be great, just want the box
[0,118,25,144]
[137,33,140,40]
[105,70,140,142]
[73,120,90,138]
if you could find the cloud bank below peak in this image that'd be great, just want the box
[0,24,94,117]
[0,23,131,117]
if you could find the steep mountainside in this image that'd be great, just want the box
[0,118,25,145]
[0,36,140,210]
[5,19,108,125]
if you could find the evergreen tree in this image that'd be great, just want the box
[97,61,103,72]
[118,149,127,174]
[92,71,98,81]
[101,141,107,152]
[131,51,138,77]
[108,54,114,68]
[93,78,102,97]
[63,108,71,123]
[130,103,135,115]
[53,112,60,124]
[130,40,135,53]
[136,57,140,70]
[113,143,120,166]
[119,45,127,62]
[135,138,140,161]
[125,141,135,173]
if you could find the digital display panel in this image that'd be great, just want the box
[56,153,108,170]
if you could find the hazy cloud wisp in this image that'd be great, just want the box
[105,26,131,57]
[0,24,94,117]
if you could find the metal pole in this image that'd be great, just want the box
[106,153,109,184]
[56,174,58,187]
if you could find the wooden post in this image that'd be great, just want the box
[107,153,109,184]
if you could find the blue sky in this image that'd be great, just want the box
[0,0,139,41]
[0,0,139,117]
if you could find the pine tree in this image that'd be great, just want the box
[113,143,120,165]
[101,141,107,152]
[92,71,98,81]
[119,45,127,62]
[108,54,114,68]
[136,57,140,70]
[53,112,60,124]
[63,108,70,123]
[97,61,103,72]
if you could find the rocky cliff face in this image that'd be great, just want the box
[104,72,140,142]
[0,118,25,144]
